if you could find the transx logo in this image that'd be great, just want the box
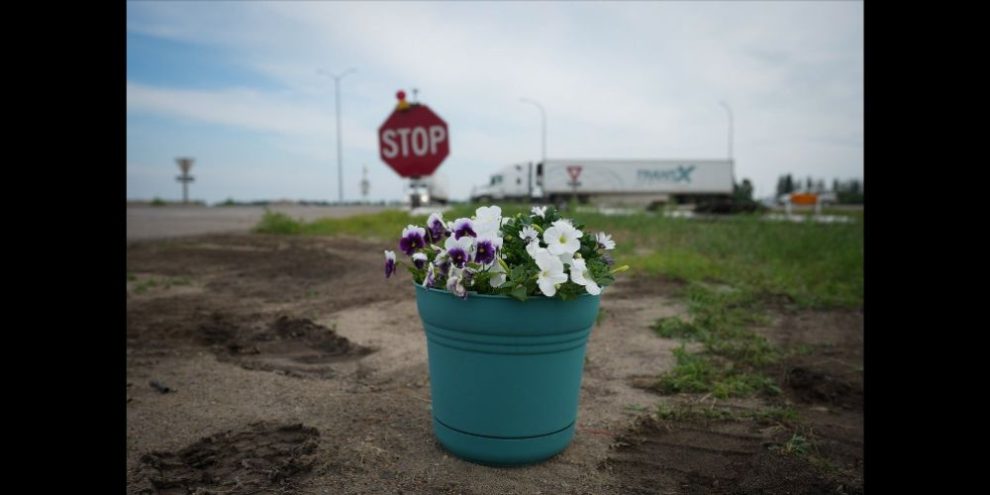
[637,165,696,183]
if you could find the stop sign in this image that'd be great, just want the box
[378,104,449,178]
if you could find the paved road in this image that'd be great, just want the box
[127,205,396,241]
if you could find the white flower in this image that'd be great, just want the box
[531,206,547,218]
[569,258,601,295]
[533,250,568,297]
[526,239,544,258]
[558,252,575,266]
[488,258,507,288]
[474,205,502,236]
[596,232,616,250]
[520,226,539,242]
[543,221,583,256]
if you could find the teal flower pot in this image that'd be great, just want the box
[415,284,601,466]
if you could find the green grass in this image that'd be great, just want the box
[653,346,780,399]
[655,402,799,425]
[255,209,425,240]
[649,282,784,398]
[254,202,862,309]
[566,211,863,309]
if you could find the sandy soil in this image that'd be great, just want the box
[126,233,862,494]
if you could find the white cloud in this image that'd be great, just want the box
[126,1,863,202]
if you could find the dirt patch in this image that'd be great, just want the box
[127,233,412,306]
[127,233,862,493]
[131,422,320,494]
[784,365,862,409]
[602,414,859,494]
[759,309,864,411]
[198,313,375,378]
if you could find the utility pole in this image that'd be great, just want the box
[519,98,546,166]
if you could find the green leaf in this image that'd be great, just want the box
[510,285,528,301]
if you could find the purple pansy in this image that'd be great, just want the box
[473,235,502,266]
[411,252,428,269]
[444,236,473,268]
[451,218,477,240]
[399,225,427,255]
[384,250,396,279]
[426,212,448,243]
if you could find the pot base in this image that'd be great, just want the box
[433,416,575,466]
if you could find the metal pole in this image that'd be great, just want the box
[335,77,343,203]
[520,98,546,165]
[319,68,355,203]
[719,101,733,160]
[719,101,734,189]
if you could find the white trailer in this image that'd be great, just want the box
[471,159,734,207]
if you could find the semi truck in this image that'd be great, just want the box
[470,159,734,208]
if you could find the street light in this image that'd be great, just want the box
[719,100,733,161]
[318,67,356,203]
[519,98,546,166]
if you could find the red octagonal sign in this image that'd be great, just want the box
[378,104,449,178]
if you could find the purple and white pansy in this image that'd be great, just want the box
[451,218,477,240]
[444,236,474,268]
[411,252,428,269]
[384,250,396,279]
[399,225,426,255]
[426,212,448,242]
[473,234,502,266]
[384,205,625,300]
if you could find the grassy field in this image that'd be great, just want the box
[256,203,862,310]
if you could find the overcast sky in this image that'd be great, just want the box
[126,1,863,204]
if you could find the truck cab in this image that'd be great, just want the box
[470,162,537,202]
[406,174,449,207]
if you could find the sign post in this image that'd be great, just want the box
[566,165,583,203]
[175,157,195,204]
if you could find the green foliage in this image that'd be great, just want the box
[654,346,779,399]
[566,211,862,309]
[654,403,799,424]
[254,201,862,310]
[254,210,303,234]
[651,284,782,399]
[398,205,620,301]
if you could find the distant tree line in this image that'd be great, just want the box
[775,174,863,204]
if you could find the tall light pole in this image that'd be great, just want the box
[319,67,356,203]
[519,98,546,165]
[719,100,734,188]
[719,100,733,161]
